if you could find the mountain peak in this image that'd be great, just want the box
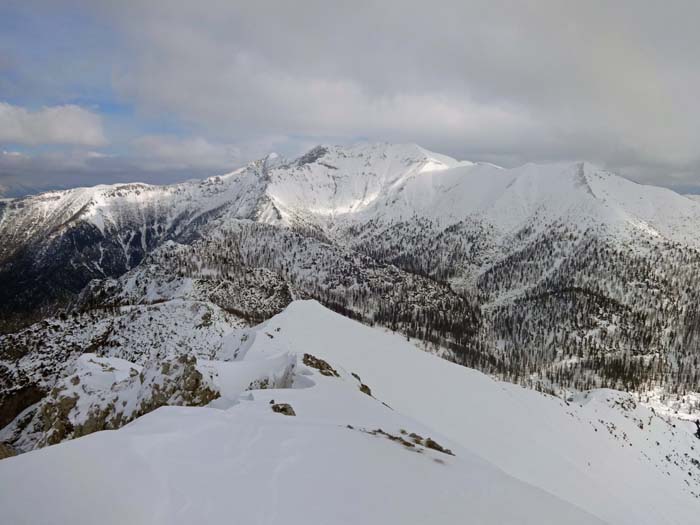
[294,145,330,167]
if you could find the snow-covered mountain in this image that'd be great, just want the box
[4,143,699,246]
[1,301,699,524]
[261,144,700,247]
[3,143,700,522]
[2,142,700,419]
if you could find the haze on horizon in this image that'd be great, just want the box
[2,0,700,196]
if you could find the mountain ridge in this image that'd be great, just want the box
[4,143,699,246]
[2,142,700,404]
[2,300,699,524]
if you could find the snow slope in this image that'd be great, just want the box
[1,301,699,524]
[0,406,601,525]
[257,144,700,244]
[0,302,602,525]
[264,143,464,223]
[249,302,700,524]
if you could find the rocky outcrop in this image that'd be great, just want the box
[3,353,220,452]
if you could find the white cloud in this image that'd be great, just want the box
[4,1,700,191]
[0,102,107,146]
[100,0,700,182]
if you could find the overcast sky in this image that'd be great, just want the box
[2,0,700,196]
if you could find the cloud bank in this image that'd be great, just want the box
[2,0,700,194]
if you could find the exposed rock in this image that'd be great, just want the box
[40,390,78,446]
[405,431,454,456]
[303,354,339,377]
[271,403,296,416]
[247,377,270,390]
[353,427,455,457]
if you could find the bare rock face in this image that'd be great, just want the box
[39,390,79,446]
[135,354,219,416]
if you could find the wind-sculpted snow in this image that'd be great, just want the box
[1,301,698,524]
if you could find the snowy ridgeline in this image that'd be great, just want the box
[2,142,700,400]
[1,300,699,524]
[4,143,700,255]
